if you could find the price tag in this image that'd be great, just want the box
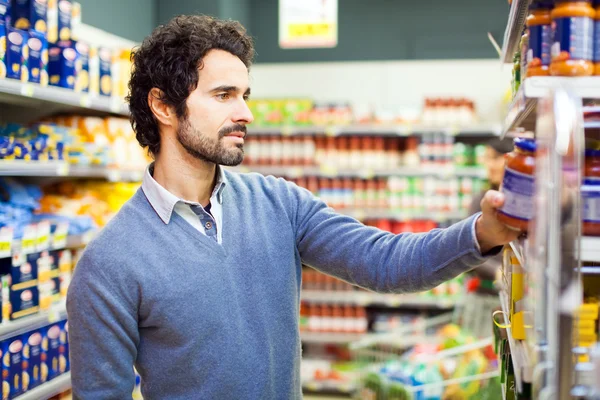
[0,227,14,258]
[319,164,337,177]
[21,224,38,254]
[36,220,51,251]
[388,296,402,307]
[110,97,124,113]
[48,307,61,323]
[356,293,370,306]
[79,94,91,108]
[448,125,460,136]
[82,230,95,245]
[20,84,34,97]
[287,167,303,178]
[305,382,321,392]
[56,163,69,176]
[51,222,69,250]
[107,170,122,182]
[281,126,293,136]
[359,169,374,180]
[399,124,412,136]
[324,126,338,137]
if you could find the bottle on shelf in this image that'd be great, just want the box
[526,1,553,76]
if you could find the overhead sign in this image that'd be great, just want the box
[279,0,338,49]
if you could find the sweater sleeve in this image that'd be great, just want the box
[286,181,494,293]
[67,247,139,399]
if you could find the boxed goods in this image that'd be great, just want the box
[12,0,47,33]
[58,320,68,373]
[47,0,69,43]
[73,40,89,92]
[5,27,27,81]
[41,323,60,381]
[26,29,48,85]
[2,336,24,398]
[0,0,10,25]
[8,285,39,320]
[0,11,6,80]
[98,47,111,96]
[22,329,43,390]
[48,40,77,89]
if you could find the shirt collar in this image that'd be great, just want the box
[142,163,227,224]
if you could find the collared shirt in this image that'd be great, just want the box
[141,163,226,244]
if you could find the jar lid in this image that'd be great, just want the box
[514,137,537,152]
[529,1,554,9]
[585,148,600,157]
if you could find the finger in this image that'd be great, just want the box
[480,190,504,215]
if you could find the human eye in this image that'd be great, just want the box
[217,93,231,101]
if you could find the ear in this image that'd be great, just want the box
[148,88,176,127]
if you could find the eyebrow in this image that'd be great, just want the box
[210,85,251,96]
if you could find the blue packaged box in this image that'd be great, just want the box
[0,11,6,80]
[27,29,47,85]
[48,40,76,89]
[41,323,60,380]
[58,320,68,373]
[98,47,112,96]
[22,329,43,390]
[12,0,47,33]
[0,0,11,27]
[12,252,39,285]
[10,285,38,320]
[6,27,28,81]
[74,40,88,92]
[2,336,24,398]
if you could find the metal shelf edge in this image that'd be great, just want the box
[0,304,67,342]
[13,372,71,400]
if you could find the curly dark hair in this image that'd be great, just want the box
[126,15,255,156]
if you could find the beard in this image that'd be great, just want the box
[176,119,246,166]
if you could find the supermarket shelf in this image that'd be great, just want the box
[300,331,364,344]
[501,0,530,63]
[339,208,467,222]
[4,230,96,259]
[581,236,600,262]
[302,381,355,396]
[14,372,71,400]
[0,161,143,182]
[581,266,600,275]
[301,291,459,309]
[498,289,532,393]
[504,77,600,136]
[230,165,486,179]
[0,78,128,116]
[0,304,67,342]
[247,123,501,137]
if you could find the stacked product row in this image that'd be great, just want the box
[247,97,479,127]
[0,117,149,170]
[286,176,486,215]
[0,319,69,399]
[0,0,130,97]
[299,302,368,334]
[243,135,486,169]
[513,0,600,96]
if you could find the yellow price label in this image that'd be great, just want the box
[79,94,91,108]
[324,126,338,137]
[22,238,35,251]
[288,23,334,39]
[281,126,293,136]
[360,169,374,179]
[56,163,69,176]
[20,84,34,97]
[38,235,49,245]
[319,164,337,177]
[0,242,10,253]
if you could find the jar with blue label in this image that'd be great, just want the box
[498,138,536,232]
[583,149,600,235]
[550,0,595,76]
[526,2,553,76]
[595,0,600,74]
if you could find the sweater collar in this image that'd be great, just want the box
[141,162,227,224]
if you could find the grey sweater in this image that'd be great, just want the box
[67,171,492,399]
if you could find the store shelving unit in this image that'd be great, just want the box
[302,291,459,310]
[230,165,486,179]
[0,161,143,182]
[300,331,364,344]
[248,123,501,137]
[0,304,67,342]
[2,230,95,259]
[580,236,600,263]
[302,381,355,396]
[0,78,128,117]
[504,77,600,136]
[13,373,71,400]
[501,0,530,63]
[338,209,466,222]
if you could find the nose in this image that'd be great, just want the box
[233,99,254,125]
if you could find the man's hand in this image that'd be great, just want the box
[476,190,521,254]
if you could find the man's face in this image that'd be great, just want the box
[484,146,506,187]
[177,49,254,166]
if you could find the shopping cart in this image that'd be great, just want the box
[349,313,501,400]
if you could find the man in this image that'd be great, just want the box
[67,15,518,399]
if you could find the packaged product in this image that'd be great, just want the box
[550,0,595,76]
[595,1,600,75]
[526,1,552,76]
[88,45,98,95]
[46,0,55,42]
[22,329,43,390]
[70,0,79,40]
[498,138,536,231]
[98,47,112,96]
[582,148,600,235]
[9,284,39,319]
[0,11,7,80]
[5,27,28,81]
[13,252,39,284]
[73,40,89,92]
[2,336,24,398]
[48,40,77,89]
[0,0,10,26]
[41,323,61,380]
[26,29,48,85]
[11,0,47,33]
[58,320,68,373]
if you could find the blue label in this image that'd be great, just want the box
[22,330,43,390]
[10,286,39,320]
[528,24,552,66]
[59,320,69,373]
[6,28,27,80]
[582,178,600,222]
[499,167,535,221]
[2,337,24,397]
[595,21,600,62]
[552,17,594,61]
[42,323,61,380]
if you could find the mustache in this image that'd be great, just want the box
[219,124,247,138]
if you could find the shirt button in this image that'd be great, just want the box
[205,221,212,230]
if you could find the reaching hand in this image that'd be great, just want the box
[475,190,521,254]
